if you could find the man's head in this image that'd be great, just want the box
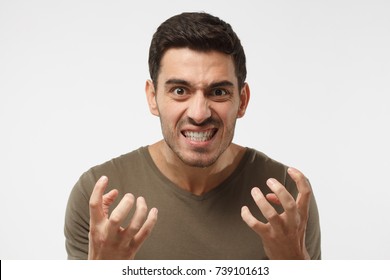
[148,12,246,90]
[146,12,250,168]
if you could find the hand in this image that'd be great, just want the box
[88,176,158,259]
[241,167,311,260]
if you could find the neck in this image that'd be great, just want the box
[148,140,246,195]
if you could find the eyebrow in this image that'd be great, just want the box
[164,79,235,89]
[165,79,191,86]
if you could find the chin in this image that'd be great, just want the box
[178,151,220,168]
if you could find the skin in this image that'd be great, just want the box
[88,176,158,260]
[87,48,312,259]
[145,48,250,195]
[241,167,312,260]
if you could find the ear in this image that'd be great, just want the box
[145,80,159,116]
[237,83,250,118]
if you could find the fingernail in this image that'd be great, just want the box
[267,178,276,187]
[251,187,261,198]
[99,176,108,182]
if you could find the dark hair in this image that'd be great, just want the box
[148,12,246,89]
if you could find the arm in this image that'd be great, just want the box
[241,167,312,260]
[88,176,158,259]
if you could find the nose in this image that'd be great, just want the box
[186,92,211,124]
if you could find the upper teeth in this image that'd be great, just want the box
[184,130,214,142]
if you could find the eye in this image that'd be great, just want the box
[211,88,229,96]
[173,87,186,95]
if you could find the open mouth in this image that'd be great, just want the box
[182,129,218,142]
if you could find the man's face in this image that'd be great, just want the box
[147,48,249,168]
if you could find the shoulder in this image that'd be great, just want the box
[73,146,150,197]
[92,146,149,174]
[244,147,289,176]
[238,147,297,194]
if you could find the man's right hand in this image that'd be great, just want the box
[88,176,158,259]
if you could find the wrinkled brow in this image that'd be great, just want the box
[164,79,235,89]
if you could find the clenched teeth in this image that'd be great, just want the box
[183,129,216,142]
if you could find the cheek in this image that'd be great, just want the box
[217,104,240,124]
[159,103,185,127]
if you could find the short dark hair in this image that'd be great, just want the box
[148,12,247,89]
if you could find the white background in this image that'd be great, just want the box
[1,0,389,259]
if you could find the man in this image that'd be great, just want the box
[65,12,321,260]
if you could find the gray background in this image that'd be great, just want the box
[1,0,389,259]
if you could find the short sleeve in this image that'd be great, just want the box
[64,170,97,260]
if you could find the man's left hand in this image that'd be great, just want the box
[241,167,311,260]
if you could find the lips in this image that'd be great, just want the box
[182,129,218,142]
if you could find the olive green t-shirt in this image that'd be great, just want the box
[64,146,321,259]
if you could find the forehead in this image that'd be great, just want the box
[158,48,237,86]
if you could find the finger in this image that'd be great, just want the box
[131,207,158,253]
[125,197,149,238]
[250,187,283,230]
[102,189,119,217]
[287,167,312,217]
[89,176,109,225]
[107,193,135,236]
[241,206,267,235]
[265,193,281,205]
[266,178,297,225]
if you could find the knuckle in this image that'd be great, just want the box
[266,212,279,222]
[96,235,110,246]
[141,227,152,237]
[284,201,297,212]
[89,228,107,243]
[302,186,312,196]
[88,227,98,237]
[295,171,305,180]
[137,203,148,213]
[89,200,99,209]
[129,223,142,233]
[246,218,259,228]
[109,213,122,225]
[299,175,310,186]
